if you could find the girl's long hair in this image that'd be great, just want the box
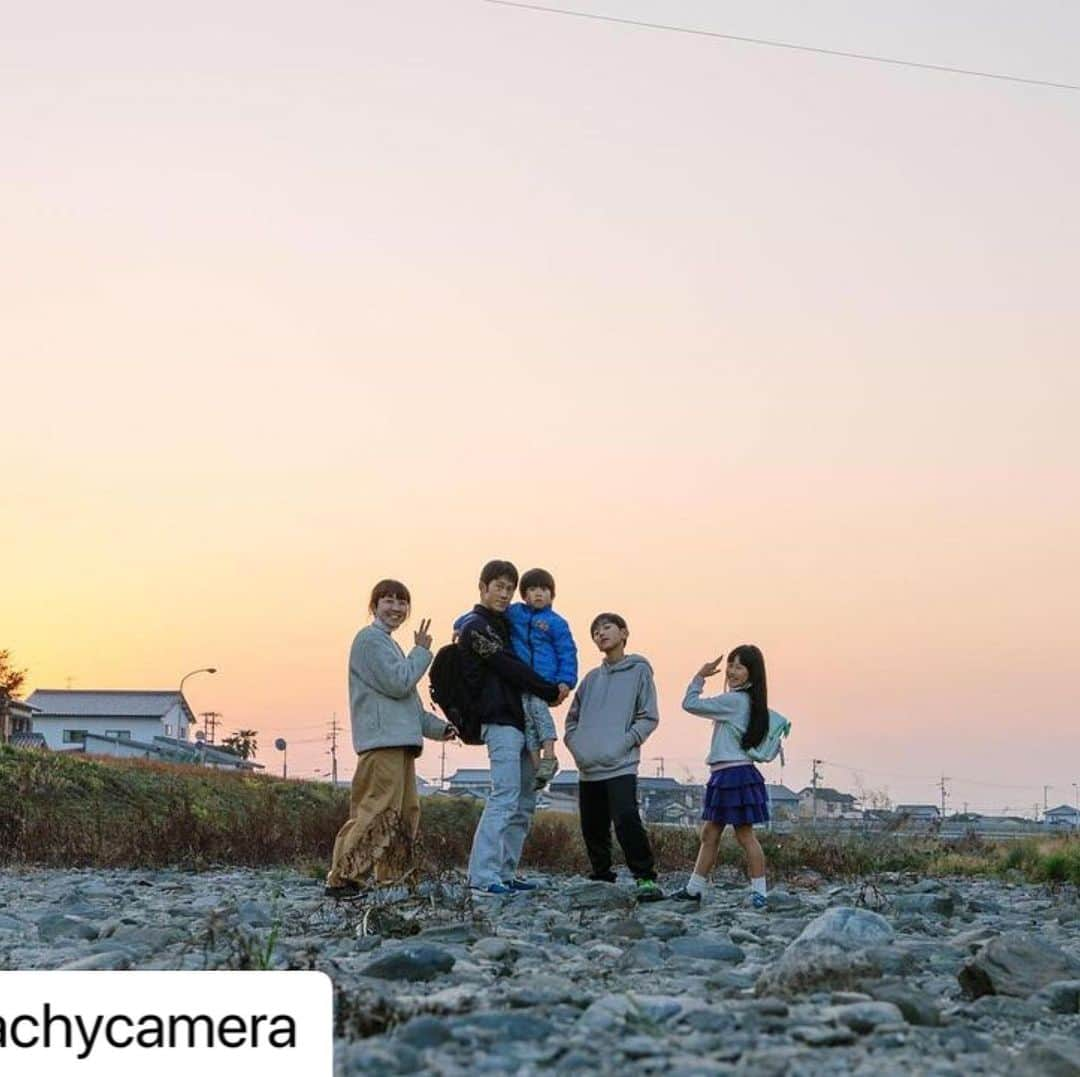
[730,644,769,751]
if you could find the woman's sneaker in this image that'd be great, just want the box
[324,880,363,899]
[635,878,665,903]
[669,887,702,904]
[534,756,559,790]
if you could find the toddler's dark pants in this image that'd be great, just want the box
[578,774,656,881]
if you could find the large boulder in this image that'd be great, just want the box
[795,906,895,949]
[958,932,1080,999]
[755,907,894,997]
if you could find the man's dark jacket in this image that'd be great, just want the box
[457,604,561,730]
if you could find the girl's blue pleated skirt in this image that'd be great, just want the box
[702,764,769,826]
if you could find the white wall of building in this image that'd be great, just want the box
[31,716,166,751]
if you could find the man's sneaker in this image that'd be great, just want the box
[635,878,665,903]
[507,878,538,892]
[669,886,702,904]
[750,891,768,910]
[471,883,515,897]
[588,872,617,884]
[534,756,559,790]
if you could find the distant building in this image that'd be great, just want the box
[798,787,859,819]
[0,697,37,744]
[639,776,701,826]
[1044,805,1080,828]
[897,804,941,821]
[446,768,493,796]
[766,784,800,820]
[26,690,197,750]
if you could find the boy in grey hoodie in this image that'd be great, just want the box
[564,612,664,902]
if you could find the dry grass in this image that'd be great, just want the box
[3,746,1077,885]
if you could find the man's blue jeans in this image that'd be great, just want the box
[467,723,537,888]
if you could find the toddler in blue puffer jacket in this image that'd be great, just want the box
[510,568,578,789]
[452,566,577,790]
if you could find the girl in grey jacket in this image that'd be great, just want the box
[325,579,453,898]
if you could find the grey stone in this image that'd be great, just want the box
[791,1025,858,1047]
[565,880,635,911]
[868,981,942,1026]
[577,993,635,1031]
[617,938,667,970]
[236,901,275,928]
[958,931,1080,998]
[416,923,482,944]
[471,937,514,961]
[395,1015,452,1049]
[57,950,132,970]
[36,914,99,942]
[1034,979,1080,1014]
[461,1012,555,1042]
[1014,1038,1080,1077]
[831,1000,906,1033]
[361,944,455,982]
[968,995,1044,1019]
[893,892,956,917]
[764,889,804,911]
[667,935,745,963]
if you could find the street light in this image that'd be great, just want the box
[178,667,217,741]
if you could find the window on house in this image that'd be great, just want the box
[105,730,132,741]
[62,730,88,744]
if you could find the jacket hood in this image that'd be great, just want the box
[600,653,653,675]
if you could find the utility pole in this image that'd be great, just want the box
[1043,785,1051,812]
[327,713,340,785]
[1073,782,1079,811]
[440,736,447,789]
[939,775,949,819]
[200,711,221,745]
[811,759,823,824]
[654,757,665,778]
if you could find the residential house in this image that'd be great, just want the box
[896,804,941,822]
[639,776,701,826]
[765,784,800,820]
[1044,805,1080,828]
[446,768,493,796]
[0,697,37,744]
[26,690,197,750]
[798,786,859,820]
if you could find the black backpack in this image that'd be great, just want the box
[429,642,484,745]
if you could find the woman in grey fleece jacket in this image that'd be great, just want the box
[325,579,453,898]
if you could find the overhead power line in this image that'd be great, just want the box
[483,0,1080,93]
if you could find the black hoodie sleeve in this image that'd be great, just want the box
[460,620,561,704]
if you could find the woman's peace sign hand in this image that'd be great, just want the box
[414,619,433,650]
[696,655,725,679]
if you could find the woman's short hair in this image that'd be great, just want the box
[368,578,411,614]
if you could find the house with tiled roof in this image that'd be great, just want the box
[26,689,197,750]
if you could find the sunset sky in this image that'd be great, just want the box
[6,1,1079,814]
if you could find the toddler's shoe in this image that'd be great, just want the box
[534,756,559,790]
[750,892,768,910]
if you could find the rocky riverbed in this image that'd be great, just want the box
[1,866,1078,1075]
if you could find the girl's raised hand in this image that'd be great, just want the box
[697,655,725,679]
[414,618,433,650]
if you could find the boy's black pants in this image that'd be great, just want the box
[578,774,656,881]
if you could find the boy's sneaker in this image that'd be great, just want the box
[507,878,538,891]
[534,756,559,790]
[635,879,665,903]
[471,883,515,897]
[750,892,768,910]
[669,887,702,904]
